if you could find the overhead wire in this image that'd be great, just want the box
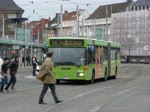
[16,0,99,21]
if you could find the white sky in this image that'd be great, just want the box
[13,0,136,21]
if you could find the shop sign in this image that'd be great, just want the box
[13,45,19,49]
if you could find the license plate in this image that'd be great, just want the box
[62,77,70,80]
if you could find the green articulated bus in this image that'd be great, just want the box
[46,37,121,84]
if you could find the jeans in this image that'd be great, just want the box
[32,65,36,76]
[0,76,8,91]
[5,73,16,90]
[39,84,59,103]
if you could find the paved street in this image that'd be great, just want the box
[0,64,150,112]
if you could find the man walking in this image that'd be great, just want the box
[5,56,19,91]
[38,52,63,104]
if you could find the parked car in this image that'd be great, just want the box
[121,58,127,63]
[139,59,150,64]
[130,59,138,63]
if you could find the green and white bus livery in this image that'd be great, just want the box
[46,37,121,84]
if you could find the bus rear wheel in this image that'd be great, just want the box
[112,68,117,79]
[103,69,108,81]
[90,72,95,84]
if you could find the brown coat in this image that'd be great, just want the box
[42,57,56,84]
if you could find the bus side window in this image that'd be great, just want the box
[103,47,108,60]
[115,48,120,60]
[111,49,116,60]
[88,45,95,63]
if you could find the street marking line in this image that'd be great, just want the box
[116,87,136,95]
[90,87,137,112]
[40,82,129,112]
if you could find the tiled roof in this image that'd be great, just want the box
[0,0,24,13]
[28,18,50,35]
[129,0,150,7]
[63,11,77,21]
[87,1,133,19]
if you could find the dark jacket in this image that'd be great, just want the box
[32,57,37,66]
[8,61,19,73]
[26,56,30,62]
[1,63,8,74]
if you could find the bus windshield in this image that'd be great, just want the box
[49,48,87,66]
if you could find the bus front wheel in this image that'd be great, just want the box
[56,80,60,84]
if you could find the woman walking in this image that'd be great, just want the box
[38,52,63,104]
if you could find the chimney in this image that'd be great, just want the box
[64,10,68,14]
[41,18,45,28]
[64,10,68,16]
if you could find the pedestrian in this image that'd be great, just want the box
[0,57,9,92]
[5,56,19,92]
[32,54,38,76]
[0,57,3,79]
[22,56,25,67]
[38,52,63,104]
[26,55,30,66]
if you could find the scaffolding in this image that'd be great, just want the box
[111,9,150,60]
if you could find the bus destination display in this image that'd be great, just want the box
[50,39,84,46]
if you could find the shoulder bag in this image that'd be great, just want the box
[36,66,46,81]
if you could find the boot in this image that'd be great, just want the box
[56,100,63,104]
[38,99,47,104]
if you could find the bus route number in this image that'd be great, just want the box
[50,40,84,46]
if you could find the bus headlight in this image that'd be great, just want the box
[77,72,84,77]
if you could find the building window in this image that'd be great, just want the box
[146,5,149,10]
[131,7,134,11]
[7,14,16,18]
[139,6,141,10]
[142,6,145,10]
[8,24,16,31]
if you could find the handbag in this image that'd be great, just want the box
[36,67,46,81]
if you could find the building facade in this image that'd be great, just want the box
[48,10,89,37]
[0,0,44,64]
[83,0,133,40]
[111,0,150,61]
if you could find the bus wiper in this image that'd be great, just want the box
[54,62,64,65]
[62,62,80,68]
